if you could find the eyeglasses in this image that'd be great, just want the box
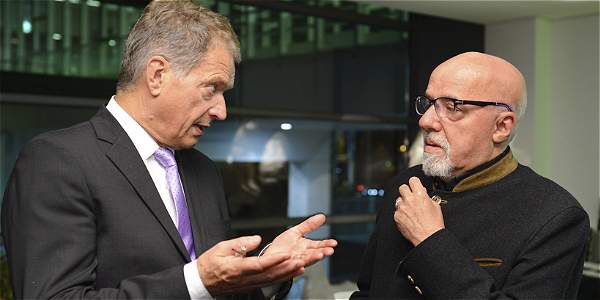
[415,95,513,121]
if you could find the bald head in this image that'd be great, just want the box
[431,52,527,120]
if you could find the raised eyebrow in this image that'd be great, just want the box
[205,77,233,90]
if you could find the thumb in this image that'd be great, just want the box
[294,214,326,236]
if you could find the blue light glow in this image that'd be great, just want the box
[22,19,32,34]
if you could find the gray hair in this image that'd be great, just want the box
[515,88,527,121]
[117,0,241,91]
[507,85,527,145]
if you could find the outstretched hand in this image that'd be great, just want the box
[197,215,337,296]
[198,235,304,296]
[264,214,337,267]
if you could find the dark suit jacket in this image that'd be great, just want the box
[1,107,237,299]
[351,161,589,299]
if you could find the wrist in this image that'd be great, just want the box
[412,227,445,246]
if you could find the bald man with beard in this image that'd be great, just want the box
[351,52,590,299]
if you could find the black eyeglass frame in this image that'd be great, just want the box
[415,95,514,116]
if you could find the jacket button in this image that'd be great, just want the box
[415,286,423,295]
[407,275,415,284]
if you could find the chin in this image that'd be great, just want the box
[422,152,455,178]
[181,138,199,150]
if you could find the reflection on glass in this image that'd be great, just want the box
[1,0,407,77]
[219,161,288,220]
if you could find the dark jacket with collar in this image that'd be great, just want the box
[1,107,277,299]
[351,149,590,299]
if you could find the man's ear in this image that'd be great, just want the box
[493,112,516,144]
[145,56,168,97]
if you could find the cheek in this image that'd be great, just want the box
[445,127,473,157]
[192,101,213,118]
[448,128,491,161]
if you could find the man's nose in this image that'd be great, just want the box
[209,94,227,120]
[418,105,442,132]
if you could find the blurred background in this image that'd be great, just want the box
[0,0,598,299]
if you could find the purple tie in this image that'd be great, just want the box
[154,147,196,260]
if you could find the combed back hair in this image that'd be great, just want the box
[117,0,241,91]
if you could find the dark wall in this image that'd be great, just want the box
[0,72,116,99]
[235,52,336,113]
[335,44,408,116]
[235,44,408,116]
[407,12,484,139]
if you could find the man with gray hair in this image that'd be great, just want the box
[351,52,589,299]
[1,1,336,299]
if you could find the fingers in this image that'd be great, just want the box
[294,247,335,266]
[305,238,338,249]
[304,246,335,257]
[215,257,305,294]
[236,252,291,275]
[398,177,428,205]
[394,210,400,223]
[240,261,305,291]
[217,235,262,257]
[293,214,326,236]
[244,257,303,282]
[408,177,426,194]
[398,184,412,202]
[238,235,262,253]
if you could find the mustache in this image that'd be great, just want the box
[424,133,450,152]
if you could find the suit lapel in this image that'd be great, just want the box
[90,108,190,261]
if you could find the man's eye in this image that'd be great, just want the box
[205,85,216,97]
[443,101,456,112]
[208,85,216,93]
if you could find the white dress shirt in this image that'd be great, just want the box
[106,97,213,299]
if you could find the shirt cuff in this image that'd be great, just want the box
[184,260,215,300]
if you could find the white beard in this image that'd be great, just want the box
[422,133,455,179]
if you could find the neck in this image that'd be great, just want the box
[114,89,148,127]
[450,145,508,179]
[114,89,162,145]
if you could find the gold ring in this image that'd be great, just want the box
[431,195,447,205]
[233,245,248,257]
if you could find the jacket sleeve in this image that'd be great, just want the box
[1,137,190,299]
[398,207,590,300]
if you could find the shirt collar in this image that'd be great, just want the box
[106,96,160,161]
